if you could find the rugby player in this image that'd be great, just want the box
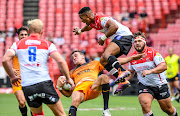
[121,32,178,116]
[73,7,134,93]
[2,19,74,116]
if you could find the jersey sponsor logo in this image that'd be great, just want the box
[77,69,90,75]
[160,92,167,97]
[24,62,42,67]
[25,40,41,45]
[28,93,45,101]
[100,17,104,21]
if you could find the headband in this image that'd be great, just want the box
[134,36,146,44]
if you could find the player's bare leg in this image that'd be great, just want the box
[15,90,28,116]
[30,105,44,116]
[69,91,85,116]
[158,97,177,116]
[91,74,111,116]
[47,100,66,116]
[169,82,175,100]
[138,93,154,116]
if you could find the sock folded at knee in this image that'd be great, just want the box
[32,111,44,116]
[102,83,110,110]
[169,107,177,116]
[19,105,27,116]
[69,106,77,116]
[104,63,119,78]
[143,110,154,116]
[108,55,125,71]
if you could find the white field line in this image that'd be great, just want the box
[65,107,136,111]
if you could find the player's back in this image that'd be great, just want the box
[10,34,57,87]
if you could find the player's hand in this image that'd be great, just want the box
[98,37,105,46]
[66,78,75,91]
[141,70,152,77]
[57,76,66,88]
[73,27,81,35]
[132,53,147,60]
[11,76,20,87]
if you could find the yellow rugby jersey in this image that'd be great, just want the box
[12,55,21,76]
[165,54,179,78]
[70,61,104,85]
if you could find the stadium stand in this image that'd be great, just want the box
[0,0,180,93]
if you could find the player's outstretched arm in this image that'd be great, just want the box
[117,53,146,65]
[2,50,20,86]
[50,52,75,89]
[73,25,92,35]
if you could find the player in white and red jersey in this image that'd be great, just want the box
[73,7,133,92]
[117,32,178,116]
[2,19,74,116]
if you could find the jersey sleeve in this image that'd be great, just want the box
[9,42,17,55]
[129,62,134,71]
[48,43,57,55]
[153,52,165,66]
[100,17,111,28]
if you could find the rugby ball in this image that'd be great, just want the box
[59,76,73,90]
[63,83,72,90]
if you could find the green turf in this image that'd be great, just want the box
[0,94,179,116]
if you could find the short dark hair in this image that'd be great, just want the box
[133,31,146,40]
[78,7,92,14]
[71,50,85,56]
[17,26,29,35]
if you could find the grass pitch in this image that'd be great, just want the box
[0,94,179,116]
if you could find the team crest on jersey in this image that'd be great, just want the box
[156,53,161,56]
[100,17,104,21]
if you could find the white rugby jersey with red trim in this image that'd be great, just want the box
[10,34,57,87]
[129,47,167,86]
[89,13,132,39]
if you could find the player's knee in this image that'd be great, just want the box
[140,102,151,112]
[100,74,109,84]
[18,99,26,107]
[101,52,110,61]
[161,106,174,115]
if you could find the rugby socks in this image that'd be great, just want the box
[32,111,44,116]
[102,83,110,110]
[108,55,125,78]
[143,110,154,116]
[170,107,177,116]
[31,111,33,116]
[19,105,27,116]
[104,63,119,78]
[69,106,77,116]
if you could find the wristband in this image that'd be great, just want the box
[56,85,62,90]
[100,35,107,41]
[78,29,82,34]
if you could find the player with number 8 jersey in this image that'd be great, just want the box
[3,19,74,116]
[10,35,57,86]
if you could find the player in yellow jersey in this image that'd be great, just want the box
[165,47,180,102]
[12,26,30,116]
[57,50,144,116]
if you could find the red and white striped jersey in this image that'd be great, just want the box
[129,47,167,86]
[89,13,132,39]
[10,34,57,87]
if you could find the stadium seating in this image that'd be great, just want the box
[150,19,180,57]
